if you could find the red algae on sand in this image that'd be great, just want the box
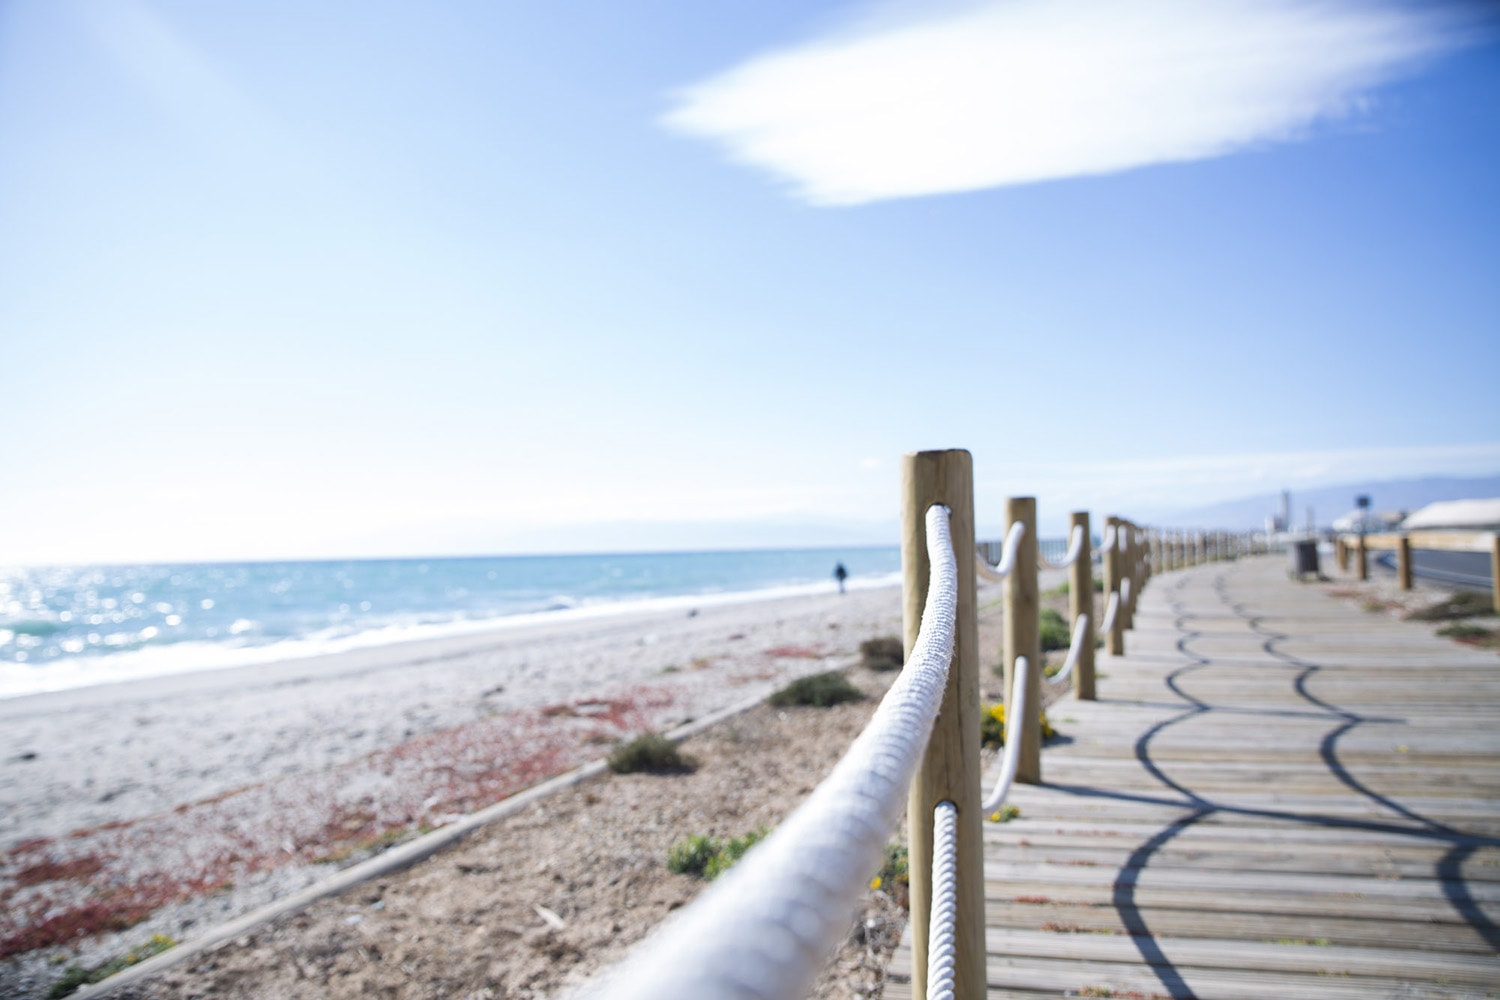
[0,685,678,958]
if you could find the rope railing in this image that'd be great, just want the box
[1046,616,1089,686]
[1095,522,1117,557]
[573,449,1264,1000]
[573,504,961,1000]
[926,801,959,1000]
[1098,591,1120,636]
[1038,523,1086,570]
[928,660,1025,1000]
[980,662,1029,813]
[975,520,1025,581]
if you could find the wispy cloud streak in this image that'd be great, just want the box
[665,0,1487,204]
[985,441,1500,519]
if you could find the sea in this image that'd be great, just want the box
[0,547,905,700]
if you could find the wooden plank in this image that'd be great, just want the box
[966,927,1500,983]
[882,555,1500,999]
[978,899,1496,953]
[885,954,1494,1000]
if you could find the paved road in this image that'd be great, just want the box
[1374,549,1493,590]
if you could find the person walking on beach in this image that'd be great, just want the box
[834,562,848,594]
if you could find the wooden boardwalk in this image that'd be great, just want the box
[886,556,1500,999]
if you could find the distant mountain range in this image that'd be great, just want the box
[1148,475,1500,532]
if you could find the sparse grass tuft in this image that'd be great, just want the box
[980,702,1055,748]
[607,732,693,774]
[1438,623,1488,640]
[1039,609,1071,652]
[1408,590,1495,621]
[666,828,769,880]
[1437,622,1500,648]
[769,671,863,708]
[859,636,904,672]
[1048,577,1104,596]
[665,834,718,877]
[48,934,176,998]
[870,841,909,909]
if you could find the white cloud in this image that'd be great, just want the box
[664,0,1484,204]
[978,441,1500,530]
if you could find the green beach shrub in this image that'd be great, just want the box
[666,834,718,877]
[981,701,1055,748]
[607,732,692,774]
[859,636,904,672]
[870,841,910,909]
[666,827,770,880]
[769,671,863,708]
[1437,622,1499,647]
[1048,578,1104,596]
[1407,590,1495,621]
[1038,608,1071,652]
[704,828,768,880]
[989,803,1021,823]
[48,934,176,998]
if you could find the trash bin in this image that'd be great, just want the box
[1289,539,1319,579]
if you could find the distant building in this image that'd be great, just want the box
[1399,498,1500,531]
[1331,508,1404,533]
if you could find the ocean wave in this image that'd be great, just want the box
[0,571,902,700]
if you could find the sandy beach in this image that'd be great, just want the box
[0,561,1090,999]
[0,582,912,996]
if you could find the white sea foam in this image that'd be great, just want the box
[0,571,901,700]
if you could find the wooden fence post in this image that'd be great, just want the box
[1356,534,1368,581]
[1071,511,1095,701]
[1104,517,1125,656]
[901,450,984,1000]
[1003,496,1042,786]
[1121,524,1136,631]
[1398,535,1413,591]
[1336,537,1348,573]
[1492,534,1500,615]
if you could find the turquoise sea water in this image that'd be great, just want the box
[0,548,903,698]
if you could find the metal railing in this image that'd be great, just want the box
[1335,529,1499,609]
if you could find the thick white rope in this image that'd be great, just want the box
[975,520,1025,582]
[980,659,1029,814]
[926,801,959,1000]
[1039,523,1085,570]
[1093,523,1117,557]
[573,505,960,1000]
[1046,614,1089,685]
[1121,576,1132,606]
[1098,591,1120,636]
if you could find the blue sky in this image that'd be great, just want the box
[2,0,1497,563]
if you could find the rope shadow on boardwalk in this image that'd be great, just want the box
[991,561,1500,999]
